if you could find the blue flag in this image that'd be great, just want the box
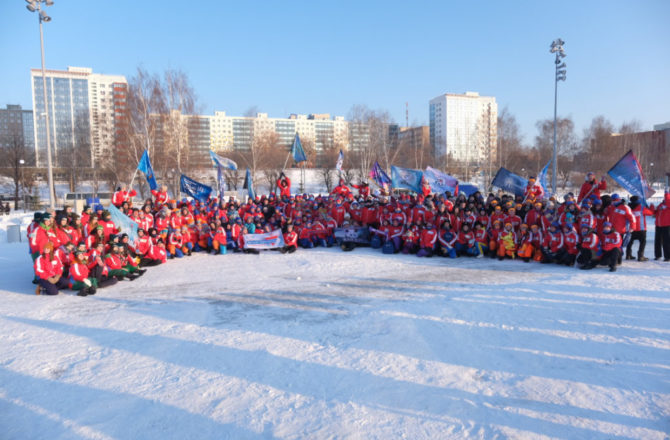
[458,184,480,197]
[291,133,307,164]
[137,150,158,190]
[491,167,528,197]
[108,204,139,245]
[369,161,391,189]
[538,160,552,197]
[180,174,212,203]
[216,165,226,197]
[391,166,423,193]
[608,150,655,203]
[209,150,238,170]
[423,166,458,194]
[243,168,256,200]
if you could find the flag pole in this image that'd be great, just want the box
[282,151,291,172]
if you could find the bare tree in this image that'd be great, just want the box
[0,135,33,209]
[497,107,524,169]
[580,116,615,174]
[122,67,203,200]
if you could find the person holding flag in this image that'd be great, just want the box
[277,172,291,198]
[523,176,544,203]
[578,172,607,203]
[112,184,137,208]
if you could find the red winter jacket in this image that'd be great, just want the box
[420,228,438,249]
[606,203,636,234]
[34,255,63,280]
[578,179,607,203]
[601,230,622,251]
[653,193,670,227]
[579,232,599,251]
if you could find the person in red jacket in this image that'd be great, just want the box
[417,223,438,257]
[277,173,291,198]
[541,222,566,264]
[578,172,607,203]
[455,223,477,257]
[281,223,298,254]
[653,191,670,261]
[523,177,544,203]
[34,242,69,295]
[151,185,169,207]
[504,207,522,232]
[599,221,623,272]
[562,224,580,266]
[105,243,139,280]
[68,252,97,296]
[577,225,600,269]
[606,193,636,263]
[112,185,137,208]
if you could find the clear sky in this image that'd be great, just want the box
[1,0,668,144]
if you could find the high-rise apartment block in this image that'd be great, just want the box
[30,66,127,168]
[0,105,35,163]
[429,92,497,164]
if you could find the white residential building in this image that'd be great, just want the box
[30,66,127,167]
[429,91,497,165]
[207,111,349,153]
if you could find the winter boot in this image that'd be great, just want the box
[88,286,97,296]
[625,251,635,260]
[609,265,617,272]
[35,285,41,295]
[77,288,88,297]
[638,255,649,262]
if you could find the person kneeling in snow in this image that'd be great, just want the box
[68,251,98,296]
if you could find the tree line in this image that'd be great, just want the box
[2,66,667,208]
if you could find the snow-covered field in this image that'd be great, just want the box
[1,214,669,439]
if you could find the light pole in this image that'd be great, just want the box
[550,38,566,195]
[26,0,56,210]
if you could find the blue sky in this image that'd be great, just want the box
[1,0,668,143]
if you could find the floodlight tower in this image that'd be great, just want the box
[26,0,56,209]
[550,38,566,195]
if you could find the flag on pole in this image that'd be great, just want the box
[209,150,237,170]
[422,166,459,194]
[291,133,307,164]
[491,167,528,197]
[391,166,424,193]
[368,161,391,189]
[335,149,344,172]
[607,150,655,203]
[537,160,552,197]
[243,168,256,201]
[180,174,212,203]
[216,165,226,197]
[136,150,158,190]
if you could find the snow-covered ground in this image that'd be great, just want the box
[1,213,669,439]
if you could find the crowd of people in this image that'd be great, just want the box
[27,171,670,296]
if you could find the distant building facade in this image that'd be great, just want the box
[208,111,349,153]
[30,66,127,168]
[429,91,497,164]
[0,104,35,164]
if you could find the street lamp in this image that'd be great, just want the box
[550,38,566,195]
[26,0,56,210]
[19,160,26,211]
